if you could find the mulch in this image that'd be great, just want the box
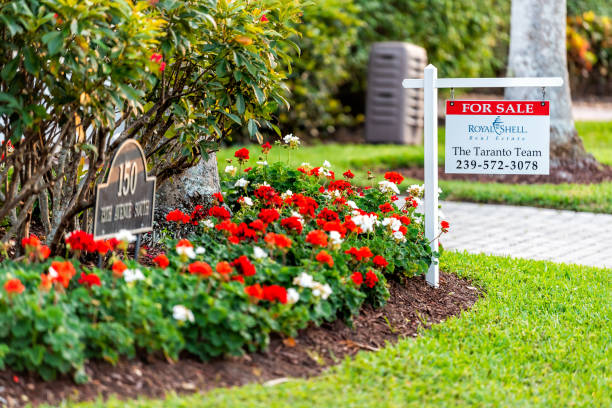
[0,272,479,407]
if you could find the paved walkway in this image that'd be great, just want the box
[440,201,612,269]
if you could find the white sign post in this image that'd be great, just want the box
[402,65,563,287]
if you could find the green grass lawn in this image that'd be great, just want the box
[217,121,612,213]
[65,252,612,407]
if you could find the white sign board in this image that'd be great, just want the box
[445,100,550,174]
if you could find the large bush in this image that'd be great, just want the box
[0,0,301,248]
[0,141,439,381]
[280,0,509,137]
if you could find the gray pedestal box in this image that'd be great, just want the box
[365,42,427,145]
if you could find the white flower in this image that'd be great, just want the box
[293,272,315,288]
[240,196,254,207]
[48,266,58,278]
[172,305,194,323]
[321,168,333,177]
[290,211,304,224]
[382,217,402,232]
[312,283,332,300]
[346,200,359,209]
[176,245,196,259]
[378,180,400,195]
[407,184,424,198]
[234,178,249,188]
[300,162,310,167]
[283,134,301,147]
[124,269,145,283]
[201,219,215,229]
[352,213,378,233]
[287,288,300,305]
[329,230,343,246]
[256,160,268,166]
[115,229,136,243]
[253,246,268,259]
[224,165,237,176]
[195,246,206,255]
[322,160,331,168]
[281,190,293,199]
[393,231,406,242]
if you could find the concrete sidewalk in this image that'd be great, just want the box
[439,201,612,269]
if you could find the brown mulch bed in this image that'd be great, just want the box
[395,161,612,185]
[0,272,479,407]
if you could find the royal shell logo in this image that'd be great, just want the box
[492,116,504,135]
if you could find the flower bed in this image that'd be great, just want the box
[0,141,445,383]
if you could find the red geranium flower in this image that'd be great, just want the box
[259,208,280,224]
[159,61,166,71]
[365,270,379,288]
[213,192,224,203]
[231,255,256,276]
[317,208,340,222]
[65,230,96,252]
[216,219,239,235]
[261,142,272,153]
[4,278,25,294]
[249,219,266,232]
[262,285,287,304]
[78,273,101,288]
[441,220,450,232]
[244,167,252,172]
[384,171,404,185]
[153,254,169,268]
[281,217,303,234]
[209,205,231,220]
[306,230,328,247]
[345,246,373,262]
[112,260,127,278]
[379,203,394,213]
[188,261,213,277]
[232,275,245,284]
[234,147,250,161]
[260,14,269,23]
[264,232,292,248]
[343,170,355,179]
[245,283,264,300]
[350,272,363,286]
[316,250,334,267]
[372,255,388,268]
[216,261,233,275]
[166,209,190,223]
[323,220,347,238]
[49,261,76,288]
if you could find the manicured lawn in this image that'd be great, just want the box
[66,252,612,407]
[217,121,612,213]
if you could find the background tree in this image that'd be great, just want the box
[505,0,599,171]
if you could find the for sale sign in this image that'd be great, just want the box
[445,100,550,174]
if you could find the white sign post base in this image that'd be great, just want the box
[403,65,563,288]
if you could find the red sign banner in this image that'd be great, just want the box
[446,100,549,116]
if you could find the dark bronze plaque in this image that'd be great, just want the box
[93,139,156,239]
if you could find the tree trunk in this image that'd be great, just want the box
[154,152,221,237]
[505,0,598,173]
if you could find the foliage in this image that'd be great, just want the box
[0,143,435,381]
[568,0,612,17]
[0,0,302,248]
[278,0,362,137]
[66,253,612,407]
[279,0,509,137]
[567,11,612,96]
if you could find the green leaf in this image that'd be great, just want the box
[247,119,258,137]
[252,85,265,105]
[1,58,19,81]
[41,31,64,56]
[235,93,245,115]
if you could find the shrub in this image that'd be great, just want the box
[0,140,442,381]
[567,11,612,96]
[0,0,302,249]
